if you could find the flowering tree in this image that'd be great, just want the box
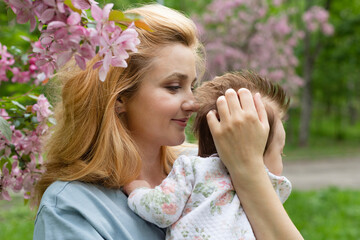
[194,0,333,95]
[0,0,148,201]
[194,0,303,93]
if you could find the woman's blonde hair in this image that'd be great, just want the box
[33,4,203,206]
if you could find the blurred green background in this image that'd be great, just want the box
[1,0,359,239]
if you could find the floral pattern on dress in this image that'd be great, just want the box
[128,155,292,240]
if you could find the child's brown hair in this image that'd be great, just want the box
[193,71,290,157]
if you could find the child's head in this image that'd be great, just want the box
[193,71,289,174]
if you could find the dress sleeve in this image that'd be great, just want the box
[266,170,292,204]
[127,155,195,228]
[33,205,104,240]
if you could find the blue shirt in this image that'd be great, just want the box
[33,181,165,240]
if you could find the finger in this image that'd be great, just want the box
[254,92,269,127]
[238,88,257,112]
[216,95,230,122]
[206,110,220,135]
[225,88,242,116]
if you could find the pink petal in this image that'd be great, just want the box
[54,28,67,39]
[40,8,55,23]
[45,0,56,7]
[91,4,103,22]
[79,44,95,59]
[103,4,114,19]
[93,60,103,69]
[67,12,81,26]
[16,11,30,24]
[1,190,11,201]
[57,1,65,13]
[98,66,107,82]
[103,52,111,72]
[75,55,86,70]
[57,51,73,68]
[36,59,48,67]
[47,21,67,30]
[111,58,127,68]
[9,0,32,8]
[72,0,91,10]
[29,15,37,32]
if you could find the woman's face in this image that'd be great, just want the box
[124,44,198,148]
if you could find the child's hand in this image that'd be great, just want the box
[123,180,151,196]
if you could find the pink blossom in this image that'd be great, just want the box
[272,0,283,6]
[72,0,97,10]
[0,43,15,83]
[32,94,53,122]
[96,24,140,81]
[322,23,334,36]
[0,163,13,201]
[0,109,10,120]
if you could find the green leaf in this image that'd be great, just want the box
[134,20,153,32]
[64,0,82,14]
[11,100,26,110]
[124,13,143,20]
[28,94,39,100]
[7,6,16,22]
[114,22,128,31]
[109,10,128,22]
[0,116,12,141]
[48,117,57,125]
[31,116,38,124]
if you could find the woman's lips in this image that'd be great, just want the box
[172,118,188,127]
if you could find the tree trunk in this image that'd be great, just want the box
[298,0,332,146]
[299,28,313,147]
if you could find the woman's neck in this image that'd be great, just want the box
[136,139,167,187]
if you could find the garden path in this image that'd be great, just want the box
[283,157,360,190]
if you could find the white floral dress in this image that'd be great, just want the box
[127,155,292,240]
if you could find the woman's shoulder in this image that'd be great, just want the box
[39,181,125,210]
[36,181,165,239]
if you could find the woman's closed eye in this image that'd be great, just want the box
[165,85,181,92]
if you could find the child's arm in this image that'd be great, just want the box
[266,170,292,204]
[123,180,151,196]
[126,156,194,228]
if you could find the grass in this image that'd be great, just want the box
[285,188,360,240]
[0,195,36,240]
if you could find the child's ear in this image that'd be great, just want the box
[115,98,126,114]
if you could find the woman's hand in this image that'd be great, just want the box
[207,88,303,240]
[207,88,269,176]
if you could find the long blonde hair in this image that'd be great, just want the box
[33,4,203,206]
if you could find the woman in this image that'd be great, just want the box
[33,4,303,240]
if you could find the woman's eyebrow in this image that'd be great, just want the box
[165,72,188,80]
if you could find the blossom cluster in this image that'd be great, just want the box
[0,42,47,85]
[0,95,53,201]
[303,6,334,36]
[4,0,141,81]
[195,0,333,93]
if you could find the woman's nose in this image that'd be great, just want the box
[182,95,199,112]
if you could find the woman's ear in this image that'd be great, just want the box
[115,99,126,114]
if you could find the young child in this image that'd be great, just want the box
[123,71,292,240]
